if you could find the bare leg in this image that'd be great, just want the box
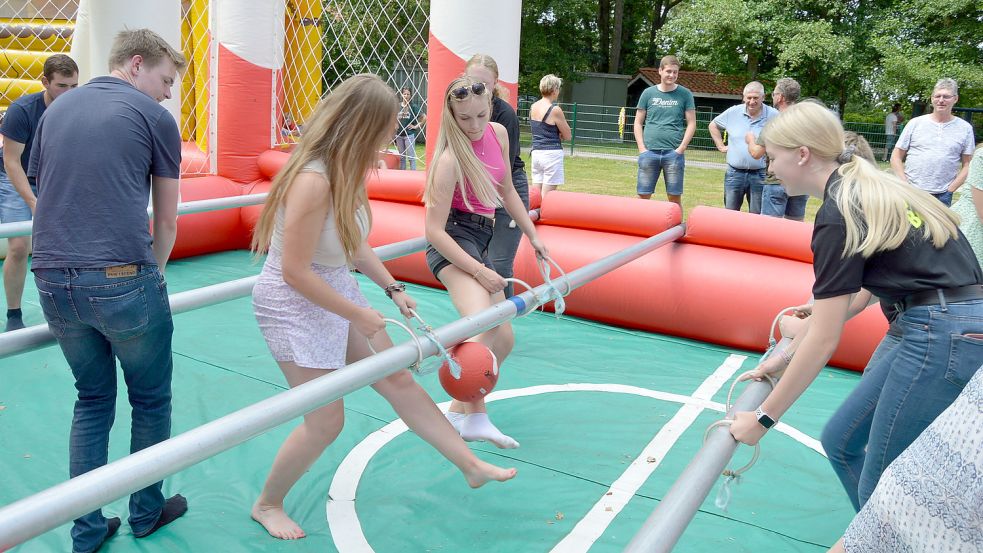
[350,330,517,486]
[637,193,652,200]
[4,236,29,309]
[437,267,518,447]
[252,362,345,540]
[542,184,559,197]
[667,193,682,206]
[828,538,845,553]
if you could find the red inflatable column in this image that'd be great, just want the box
[426,1,522,167]
[214,0,285,183]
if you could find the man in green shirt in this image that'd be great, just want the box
[633,55,696,206]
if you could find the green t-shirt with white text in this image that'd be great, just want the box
[636,85,695,150]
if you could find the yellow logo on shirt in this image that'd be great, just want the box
[906,205,923,228]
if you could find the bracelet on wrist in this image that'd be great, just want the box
[471,265,483,279]
[780,348,793,364]
[384,282,406,298]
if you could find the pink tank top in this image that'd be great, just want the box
[450,124,507,216]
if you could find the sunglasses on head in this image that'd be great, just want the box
[450,81,487,100]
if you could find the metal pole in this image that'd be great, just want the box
[0,237,427,360]
[0,193,269,239]
[570,102,578,156]
[623,337,791,553]
[0,225,683,549]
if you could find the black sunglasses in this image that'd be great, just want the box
[450,82,487,100]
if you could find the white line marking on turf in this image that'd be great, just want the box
[549,354,746,553]
[326,376,826,553]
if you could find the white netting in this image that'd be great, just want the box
[1,1,429,167]
[180,0,211,162]
[276,0,430,167]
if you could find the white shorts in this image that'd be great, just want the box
[531,149,565,186]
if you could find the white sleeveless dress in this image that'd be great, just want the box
[252,160,371,369]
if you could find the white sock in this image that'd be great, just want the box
[445,411,466,434]
[459,413,519,449]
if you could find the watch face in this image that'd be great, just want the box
[756,409,775,429]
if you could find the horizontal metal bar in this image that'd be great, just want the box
[0,193,269,239]
[624,338,790,553]
[0,226,683,549]
[0,237,427,360]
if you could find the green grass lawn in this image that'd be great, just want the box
[408,144,829,222]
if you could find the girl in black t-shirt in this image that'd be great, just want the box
[730,101,983,510]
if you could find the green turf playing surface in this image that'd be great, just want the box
[0,250,861,552]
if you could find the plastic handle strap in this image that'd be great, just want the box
[703,420,761,511]
[365,318,424,373]
[406,308,461,378]
[537,255,571,317]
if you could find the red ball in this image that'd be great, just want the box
[438,342,499,402]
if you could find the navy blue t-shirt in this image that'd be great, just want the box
[28,77,181,269]
[0,91,47,183]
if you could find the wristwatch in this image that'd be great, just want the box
[384,282,406,298]
[755,407,777,429]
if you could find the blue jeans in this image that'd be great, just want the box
[34,266,175,553]
[761,184,808,220]
[723,167,765,214]
[396,133,416,170]
[489,169,529,297]
[637,149,684,196]
[821,299,983,511]
[932,190,953,206]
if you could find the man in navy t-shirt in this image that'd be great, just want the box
[0,53,78,331]
[28,29,186,553]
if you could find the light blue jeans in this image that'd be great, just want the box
[760,184,808,220]
[723,167,765,214]
[820,299,983,510]
[34,266,175,553]
[396,132,416,170]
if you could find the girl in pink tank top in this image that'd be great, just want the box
[424,75,550,449]
[249,75,516,540]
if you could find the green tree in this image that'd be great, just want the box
[871,0,983,106]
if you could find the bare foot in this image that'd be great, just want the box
[251,502,306,540]
[464,459,518,488]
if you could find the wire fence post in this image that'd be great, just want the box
[570,102,578,156]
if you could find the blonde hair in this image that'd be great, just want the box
[108,29,187,72]
[539,74,562,96]
[423,75,500,211]
[465,53,509,101]
[843,131,876,163]
[251,74,398,261]
[764,102,960,258]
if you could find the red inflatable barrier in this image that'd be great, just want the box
[539,191,681,237]
[683,205,814,263]
[172,151,885,371]
[169,176,248,259]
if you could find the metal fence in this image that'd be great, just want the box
[515,99,946,165]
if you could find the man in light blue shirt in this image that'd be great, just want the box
[709,81,778,213]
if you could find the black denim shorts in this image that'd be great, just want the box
[426,208,496,279]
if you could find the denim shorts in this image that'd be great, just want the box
[0,168,34,224]
[426,208,496,278]
[637,149,684,196]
